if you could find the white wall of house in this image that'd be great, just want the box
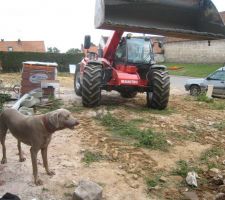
[164,39,225,64]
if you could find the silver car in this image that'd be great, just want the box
[185,67,225,97]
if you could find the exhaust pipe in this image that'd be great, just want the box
[95,0,225,40]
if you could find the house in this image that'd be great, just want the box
[162,11,225,64]
[0,39,45,52]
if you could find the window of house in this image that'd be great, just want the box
[8,47,13,52]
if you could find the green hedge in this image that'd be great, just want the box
[0,51,84,72]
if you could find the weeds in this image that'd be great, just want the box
[209,101,225,110]
[125,106,175,115]
[47,95,63,111]
[200,147,224,169]
[146,173,165,189]
[37,95,63,113]
[98,113,169,151]
[171,160,200,178]
[196,93,214,103]
[213,121,225,131]
[82,150,105,166]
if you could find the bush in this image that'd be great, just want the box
[0,51,84,72]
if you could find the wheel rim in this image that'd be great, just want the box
[147,91,153,102]
[75,72,81,90]
[191,87,199,96]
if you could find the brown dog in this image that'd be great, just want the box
[0,108,79,185]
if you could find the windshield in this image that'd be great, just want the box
[208,70,225,81]
[127,38,152,64]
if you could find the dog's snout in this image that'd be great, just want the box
[74,121,79,126]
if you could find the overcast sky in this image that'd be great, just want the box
[0,0,224,53]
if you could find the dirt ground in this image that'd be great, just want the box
[0,73,225,200]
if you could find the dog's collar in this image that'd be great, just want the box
[42,115,56,134]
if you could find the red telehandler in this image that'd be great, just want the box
[74,0,225,110]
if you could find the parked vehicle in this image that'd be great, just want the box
[74,0,225,109]
[185,67,225,97]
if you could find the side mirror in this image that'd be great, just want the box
[206,77,211,80]
[158,41,163,48]
[84,35,91,49]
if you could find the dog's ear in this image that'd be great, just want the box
[48,111,60,129]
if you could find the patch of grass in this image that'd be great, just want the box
[47,95,64,111]
[146,173,164,188]
[164,63,221,77]
[213,121,225,131]
[82,150,105,166]
[200,147,224,169]
[168,131,199,143]
[42,187,49,192]
[126,106,175,115]
[209,101,225,110]
[137,129,169,151]
[37,95,64,113]
[171,160,200,178]
[196,93,214,103]
[98,113,169,151]
[200,147,224,161]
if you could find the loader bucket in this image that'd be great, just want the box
[95,0,225,40]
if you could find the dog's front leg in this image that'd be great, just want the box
[17,141,26,162]
[1,134,7,164]
[30,147,42,185]
[41,147,55,176]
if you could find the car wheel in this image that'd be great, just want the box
[190,85,201,96]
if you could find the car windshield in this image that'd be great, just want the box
[127,38,152,64]
[208,70,225,81]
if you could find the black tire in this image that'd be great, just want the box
[82,64,102,107]
[147,70,170,110]
[120,91,137,98]
[74,66,82,96]
[190,85,201,96]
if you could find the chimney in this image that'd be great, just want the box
[1,39,4,42]
[18,38,21,44]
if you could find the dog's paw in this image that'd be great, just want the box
[1,158,7,164]
[19,157,26,162]
[35,178,43,186]
[47,170,55,176]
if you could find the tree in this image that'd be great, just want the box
[66,48,82,54]
[47,47,60,53]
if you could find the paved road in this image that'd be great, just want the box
[170,75,194,95]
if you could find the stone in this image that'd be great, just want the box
[159,176,167,183]
[209,168,221,177]
[132,174,139,180]
[73,180,103,200]
[215,193,225,200]
[186,172,198,187]
[211,175,224,186]
[183,191,199,200]
[219,185,225,193]
[166,140,173,146]
[112,150,119,160]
